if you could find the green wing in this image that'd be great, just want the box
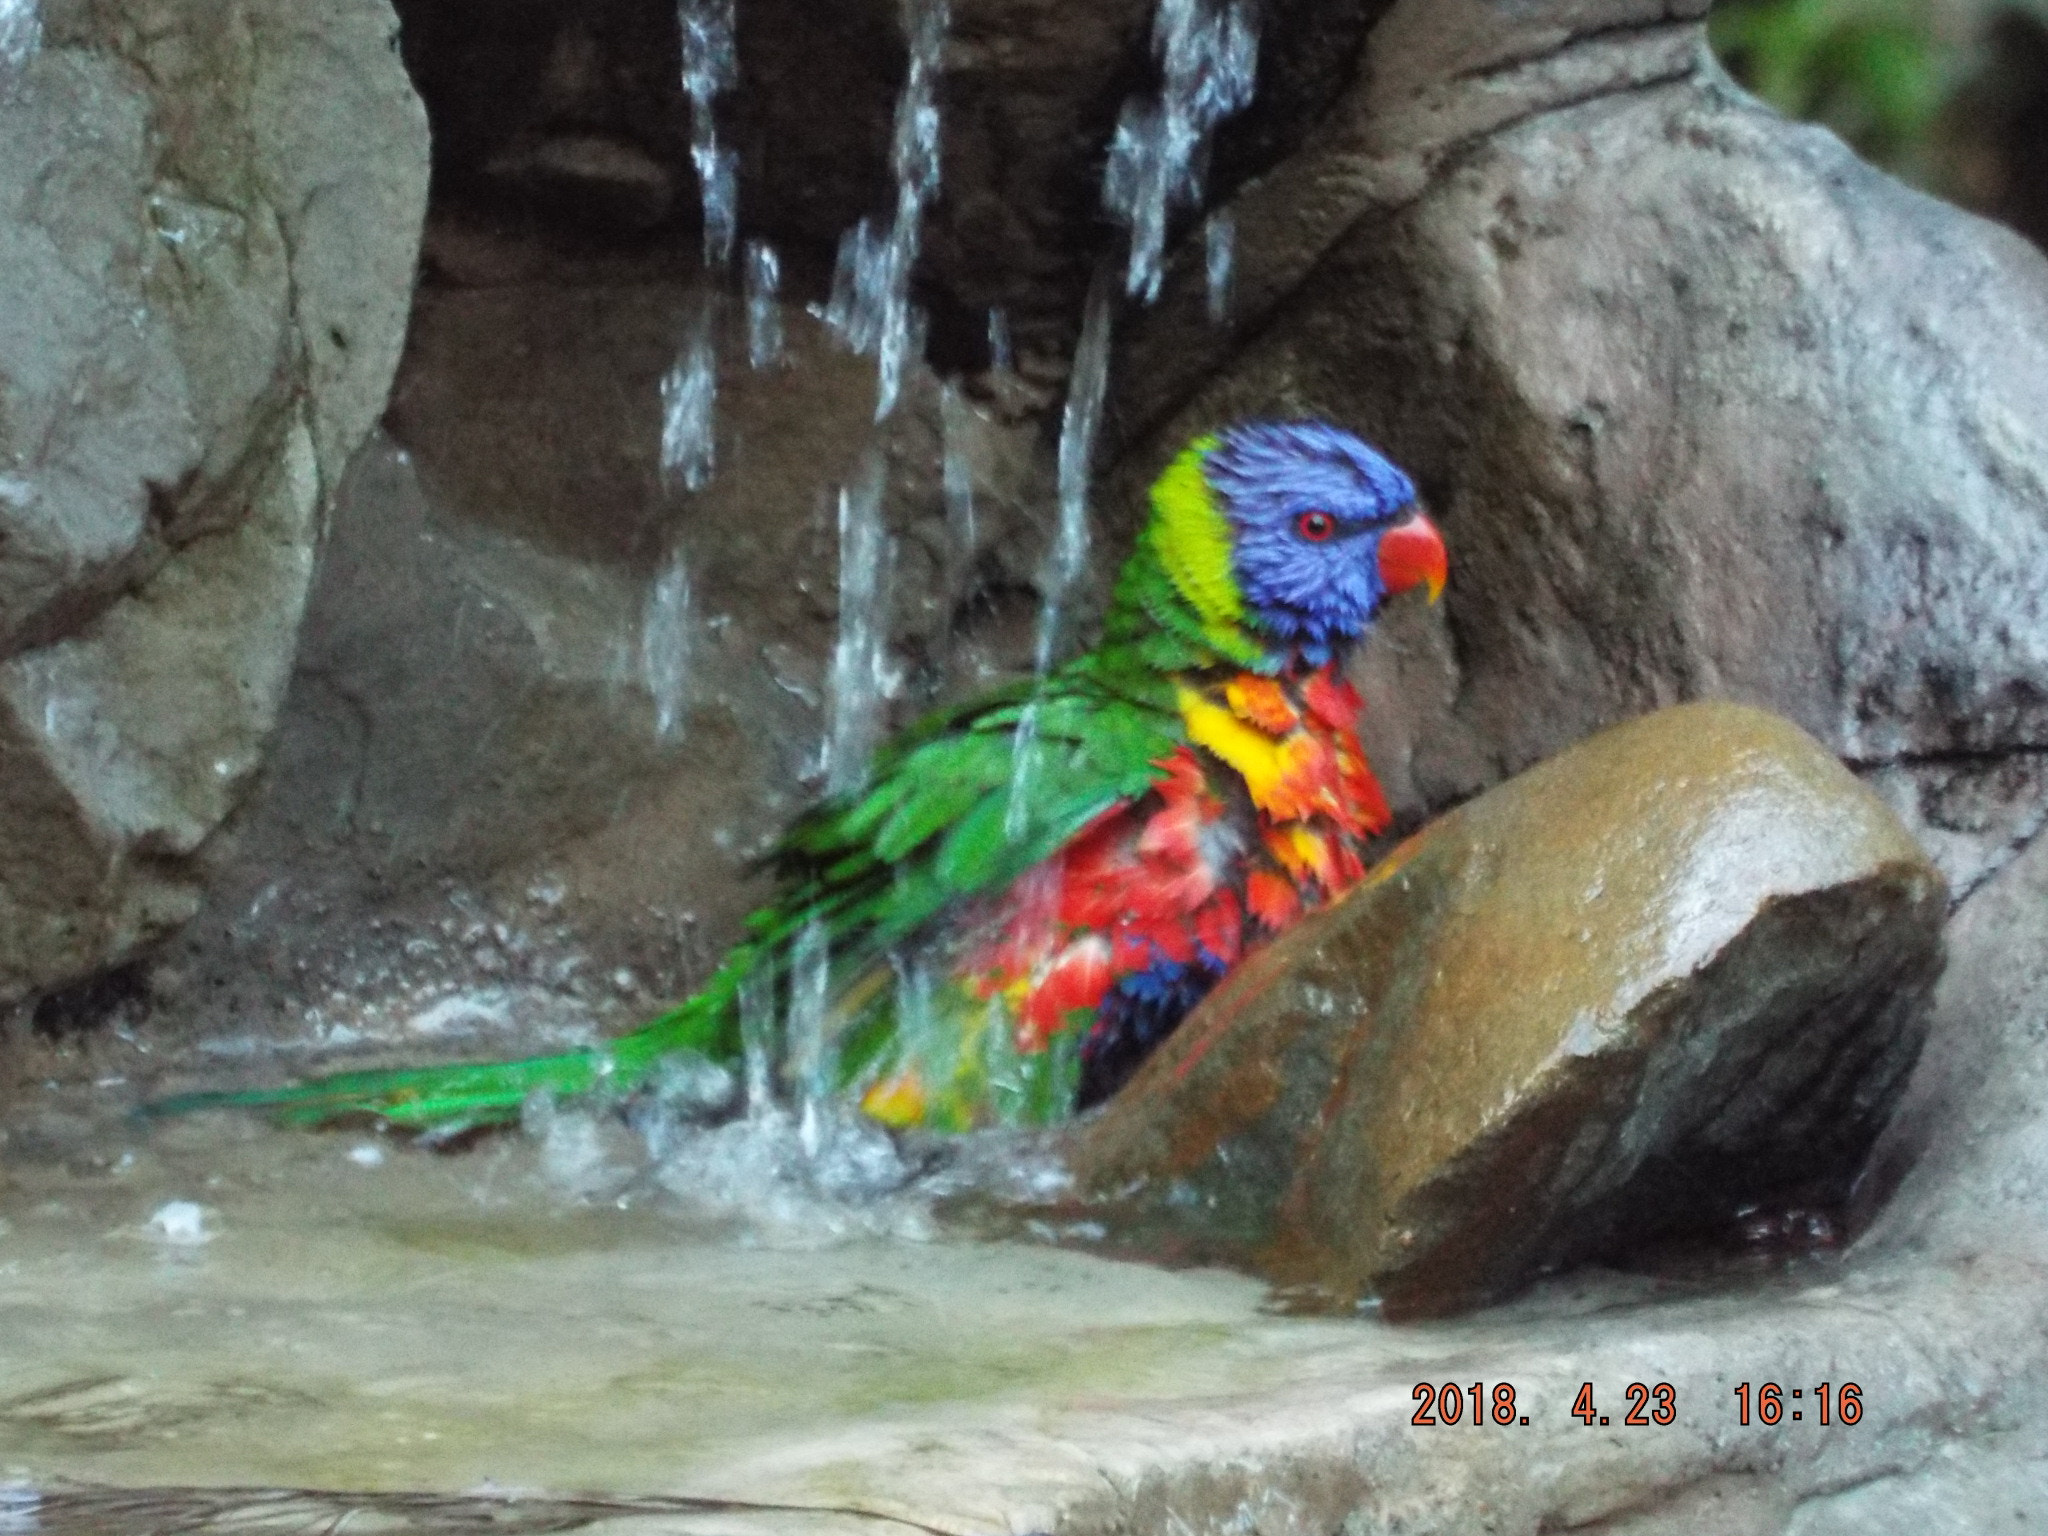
[149,646,1188,1133]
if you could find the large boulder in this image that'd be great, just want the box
[0,0,428,1004]
[1068,702,1947,1317]
[1106,0,2048,903]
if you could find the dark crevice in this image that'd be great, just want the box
[1841,742,2048,770]
[1450,14,1705,86]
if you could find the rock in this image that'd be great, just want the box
[0,0,428,1003]
[1106,0,2048,902]
[1067,702,1947,1318]
[1858,773,2048,1267]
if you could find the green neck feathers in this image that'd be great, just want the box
[1098,436,1274,675]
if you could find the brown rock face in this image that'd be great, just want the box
[1068,702,1947,1318]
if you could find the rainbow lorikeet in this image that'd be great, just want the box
[160,422,1446,1134]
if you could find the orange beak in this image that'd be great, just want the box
[1376,509,1448,604]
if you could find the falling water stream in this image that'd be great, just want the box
[1005,267,1116,838]
[640,547,694,744]
[658,303,718,493]
[679,0,739,269]
[823,452,894,798]
[743,240,785,368]
[1104,0,1260,301]
[821,0,947,421]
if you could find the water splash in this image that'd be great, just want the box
[659,300,718,491]
[987,307,1014,375]
[1103,0,1258,301]
[824,451,894,797]
[0,0,37,83]
[146,1201,212,1246]
[744,240,784,368]
[821,0,948,418]
[645,1094,927,1240]
[525,1093,633,1202]
[640,547,693,743]
[1006,267,1114,839]
[1205,209,1234,322]
[678,0,739,267]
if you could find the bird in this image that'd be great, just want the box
[156,421,1446,1135]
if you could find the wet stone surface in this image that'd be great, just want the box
[1068,702,1948,1317]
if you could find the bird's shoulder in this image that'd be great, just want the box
[761,646,1198,950]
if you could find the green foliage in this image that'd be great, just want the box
[1711,0,1954,169]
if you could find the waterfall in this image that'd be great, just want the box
[1005,266,1115,840]
[744,240,785,368]
[0,0,37,79]
[824,451,894,798]
[1102,0,1259,302]
[821,0,948,420]
[640,547,694,744]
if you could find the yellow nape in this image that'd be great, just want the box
[1150,437,1248,651]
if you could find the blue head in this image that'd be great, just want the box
[1202,421,1445,665]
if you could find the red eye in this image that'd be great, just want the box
[1297,511,1336,542]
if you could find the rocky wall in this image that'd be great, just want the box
[0,0,429,1004]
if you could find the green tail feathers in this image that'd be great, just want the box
[146,975,745,1133]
